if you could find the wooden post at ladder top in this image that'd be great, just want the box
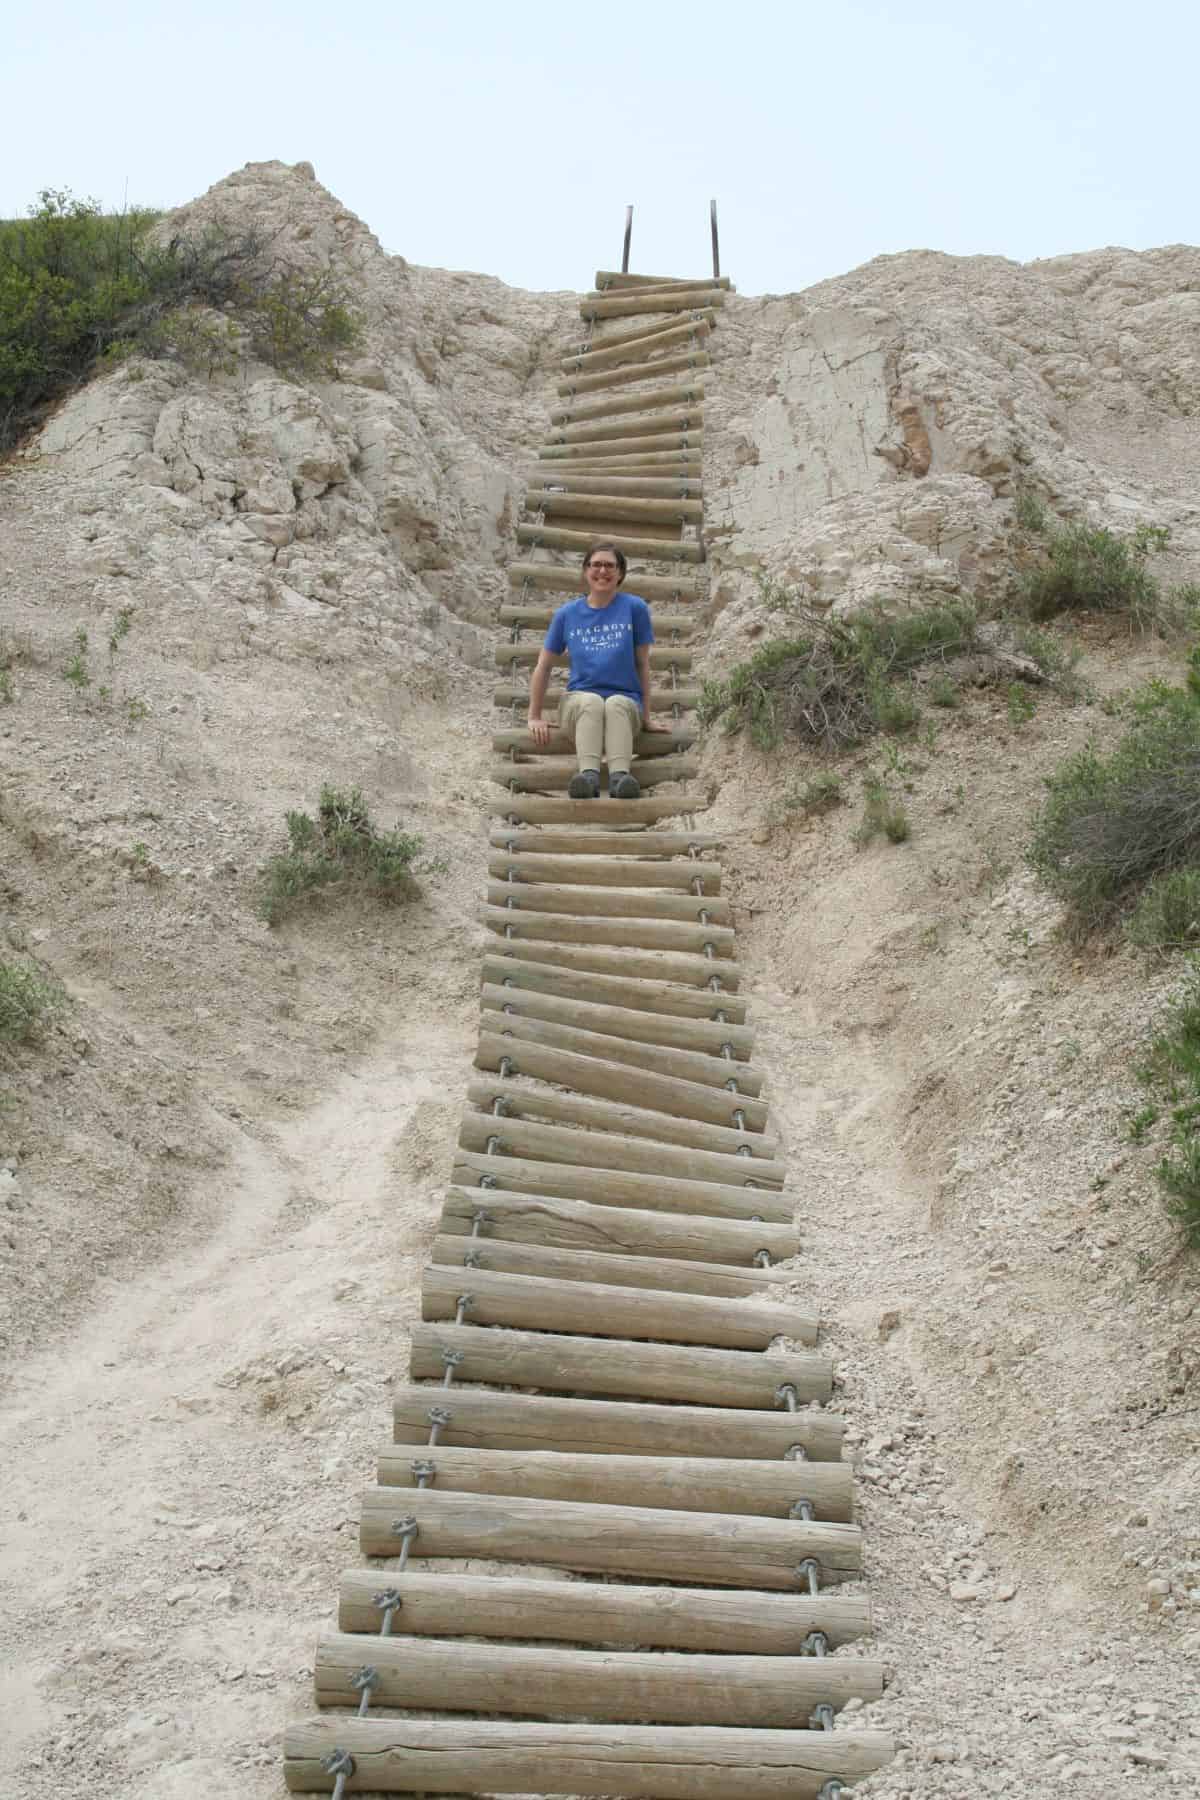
[711,198,720,278]
[622,204,633,274]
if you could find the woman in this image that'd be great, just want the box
[526,542,671,799]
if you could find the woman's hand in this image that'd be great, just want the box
[641,717,673,734]
[528,716,553,747]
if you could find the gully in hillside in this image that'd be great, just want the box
[526,542,672,799]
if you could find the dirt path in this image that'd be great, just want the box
[0,1023,464,1799]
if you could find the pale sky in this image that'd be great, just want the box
[5,0,1194,296]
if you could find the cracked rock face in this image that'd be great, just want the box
[704,245,1200,653]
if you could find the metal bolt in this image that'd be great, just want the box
[789,1498,815,1522]
[323,1747,355,1799]
[776,1382,799,1412]
[796,1557,821,1596]
[754,1249,772,1269]
[426,1405,452,1444]
[811,1702,836,1733]
[411,1458,437,1487]
[351,1664,379,1716]
[391,1515,419,1541]
[802,1631,830,1658]
[462,1247,483,1268]
[784,1443,808,1461]
[372,1588,403,1635]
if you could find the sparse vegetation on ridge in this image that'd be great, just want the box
[0,959,63,1045]
[0,188,362,451]
[1136,960,1200,1248]
[1027,664,1200,941]
[1017,518,1199,636]
[259,785,425,926]
[698,598,980,752]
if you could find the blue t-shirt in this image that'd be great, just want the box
[544,592,655,704]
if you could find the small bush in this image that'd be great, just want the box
[1007,683,1037,726]
[1008,619,1082,688]
[1139,960,1200,1247]
[1028,680,1200,937]
[1014,487,1047,534]
[1017,521,1173,630]
[698,599,976,753]
[0,959,63,1044]
[1126,869,1200,952]
[259,784,424,925]
[794,771,844,814]
[855,775,910,847]
[929,675,960,708]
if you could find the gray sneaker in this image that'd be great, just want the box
[567,768,601,799]
[609,771,641,800]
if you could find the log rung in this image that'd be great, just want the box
[422,1262,809,1349]
[487,936,743,994]
[493,685,705,712]
[526,474,703,497]
[475,1019,769,1123]
[548,408,704,445]
[336,1568,869,1651]
[491,754,698,792]
[496,645,693,668]
[456,1112,785,1195]
[430,1232,785,1297]
[283,1717,895,1798]
[484,880,732,925]
[516,522,705,562]
[556,347,711,398]
[550,380,707,426]
[313,1630,880,1725]
[491,727,697,757]
[485,793,708,824]
[465,1070,769,1152]
[394,1376,840,1460]
[486,828,723,856]
[480,903,736,959]
[409,1321,829,1408]
[441,1184,797,1267]
[362,1482,853,1580]
[481,957,749,1033]
[488,851,721,890]
[478,999,763,1096]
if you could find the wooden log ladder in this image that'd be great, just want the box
[283,266,895,1797]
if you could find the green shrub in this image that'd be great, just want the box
[1138,960,1200,1247]
[1008,619,1083,688]
[259,784,424,925]
[698,599,976,753]
[1126,869,1200,952]
[929,675,960,708]
[0,188,362,451]
[855,775,910,846]
[0,959,63,1044]
[1007,682,1037,726]
[1028,681,1200,937]
[793,771,844,814]
[1017,521,1172,630]
[1014,487,1047,534]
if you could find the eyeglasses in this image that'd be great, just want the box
[587,561,619,571]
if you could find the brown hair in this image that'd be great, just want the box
[581,540,627,580]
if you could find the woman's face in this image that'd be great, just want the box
[585,552,622,598]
